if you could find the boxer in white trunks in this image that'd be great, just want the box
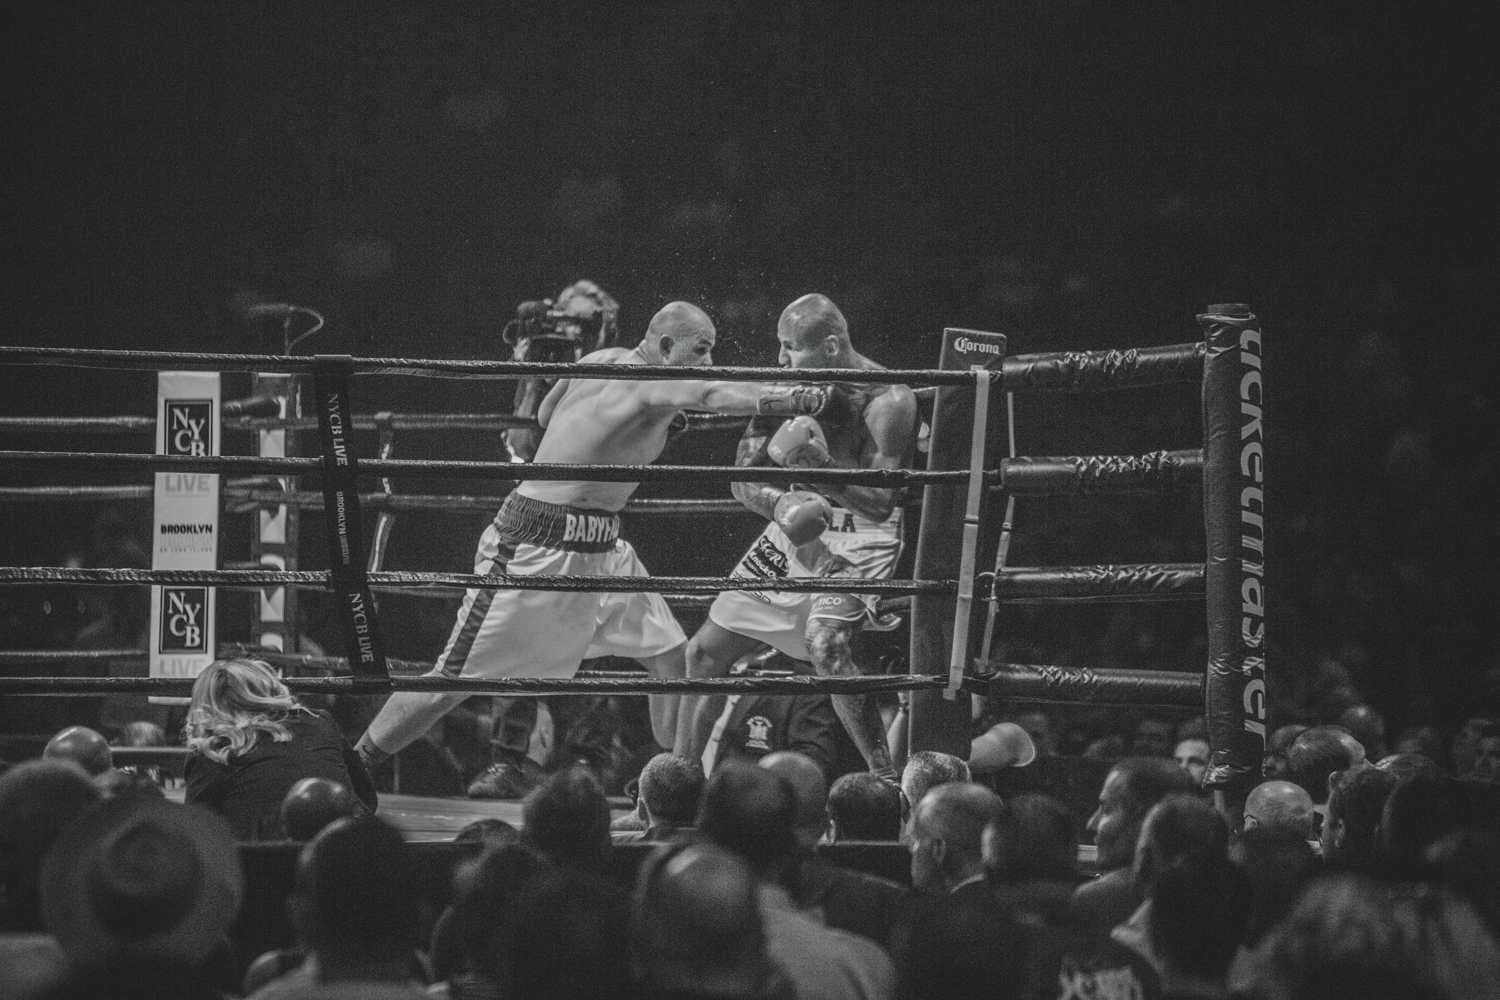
[355,301,844,770]
[683,294,918,782]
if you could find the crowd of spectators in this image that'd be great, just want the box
[2,690,1499,999]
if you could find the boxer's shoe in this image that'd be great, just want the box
[467,754,545,799]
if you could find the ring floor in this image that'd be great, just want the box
[164,788,629,841]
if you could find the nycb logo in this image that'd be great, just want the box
[165,400,213,457]
[160,587,208,652]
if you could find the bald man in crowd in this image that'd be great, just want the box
[1241,780,1316,841]
[684,294,918,784]
[357,302,847,772]
[907,782,1006,899]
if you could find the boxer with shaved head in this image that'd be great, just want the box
[357,301,844,775]
[685,294,918,784]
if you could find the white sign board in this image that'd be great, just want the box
[149,372,220,703]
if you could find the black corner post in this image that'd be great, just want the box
[1199,305,1266,803]
[312,356,389,684]
[908,328,1008,759]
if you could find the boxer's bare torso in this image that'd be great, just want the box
[734,354,917,523]
[519,347,684,511]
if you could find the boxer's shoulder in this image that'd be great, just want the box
[580,346,636,364]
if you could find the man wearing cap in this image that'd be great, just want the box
[35,795,244,999]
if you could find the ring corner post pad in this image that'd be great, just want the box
[149,371,222,704]
[909,329,1006,755]
[311,356,390,683]
[1198,303,1265,811]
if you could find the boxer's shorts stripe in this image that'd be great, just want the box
[441,538,517,675]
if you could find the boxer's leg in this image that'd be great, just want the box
[806,610,894,780]
[682,620,764,763]
[636,641,689,752]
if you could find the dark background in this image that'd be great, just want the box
[2,2,1496,734]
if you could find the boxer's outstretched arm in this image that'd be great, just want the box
[640,379,830,419]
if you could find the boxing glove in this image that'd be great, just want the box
[755,384,857,424]
[773,490,834,546]
[767,416,830,468]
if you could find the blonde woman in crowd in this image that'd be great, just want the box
[184,659,376,840]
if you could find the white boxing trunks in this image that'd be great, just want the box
[433,492,686,680]
[708,505,903,660]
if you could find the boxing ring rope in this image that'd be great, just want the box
[0,411,748,435]
[0,310,1263,793]
[0,342,1204,389]
[0,449,1203,507]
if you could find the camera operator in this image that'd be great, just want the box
[503,279,620,462]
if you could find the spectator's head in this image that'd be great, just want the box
[1286,725,1365,804]
[116,720,168,748]
[1132,716,1176,758]
[1248,875,1500,1000]
[1392,725,1447,770]
[1013,711,1057,756]
[1086,757,1198,871]
[1379,775,1471,878]
[698,762,798,879]
[908,782,1005,893]
[1230,826,1320,946]
[444,842,547,981]
[521,765,611,872]
[1148,853,1251,991]
[291,815,415,973]
[638,753,704,830]
[827,772,902,841]
[280,777,365,841]
[40,796,242,969]
[0,760,104,930]
[901,751,970,820]
[1450,715,1496,777]
[1269,723,1308,753]
[1132,793,1228,894]
[1172,738,1210,786]
[43,725,113,776]
[499,868,631,1000]
[982,793,1077,882]
[1471,722,1500,783]
[453,818,520,847]
[1322,766,1399,872]
[95,768,166,801]
[1425,828,1500,941]
[1242,780,1316,840]
[632,841,778,998]
[1374,752,1446,785]
[184,658,300,765]
[1339,705,1388,761]
[553,278,621,352]
[1175,715,1208,744]
[758,751,826,850]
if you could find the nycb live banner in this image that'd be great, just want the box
[149,372,220,703]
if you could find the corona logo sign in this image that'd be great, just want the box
[954,336,1001,356]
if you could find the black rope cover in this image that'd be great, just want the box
[0,673,956,697]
